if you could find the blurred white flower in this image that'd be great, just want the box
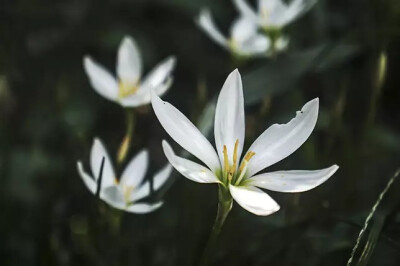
[196,9,270,57]
[151,69,338,216]
[234,0,316,29]
[77,138,172,214]
[83,36,176,107]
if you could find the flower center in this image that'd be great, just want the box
[122,184,135,204]
[222,139,255,186]
[118,80,139,98]
[228,38,239,52]
[114,178,135,204]
[261,8,269,21]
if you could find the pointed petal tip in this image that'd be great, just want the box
[83,55,91,64]
[93,137,101,145]
[121,35,134,45]
[330,164,339,173]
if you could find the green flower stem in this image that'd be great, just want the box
[117,108,135,165]
[199,185,233,266]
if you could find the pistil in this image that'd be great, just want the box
[118,80,139,98]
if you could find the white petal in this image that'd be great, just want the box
[258,0,288,26]
[120,57,176,107]
[120,78,173,108]
[153,164,173,190]
[246,98,319,177]
[83,56,118,101]
[214,69,245,168]
[117,36,142,84]
[238,34,270,55]
[151,93,220,172]
[120,149,149,187]
[233,0,259,24]
[258,0,286,11]
[100,186,130,212]
[77,161,97,194]
[275,36,289,51]
[249,165,339,192]
[140,56,176,94]
[229,184,280,216]
[129,164,172,202]
[125,202,163,214]
[162,140,219,183]
[230,16,257,44]
[90,138,116,188]
[130,181,151,201]
[196,9,228,48]
[119,93,148,107]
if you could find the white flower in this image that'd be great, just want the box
[233,0,316,29]
[196,9,270,57]
[83,36,176,107]
[151,69,338,216]
[77,138,172,214]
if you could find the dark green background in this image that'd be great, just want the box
[1,0,400,265]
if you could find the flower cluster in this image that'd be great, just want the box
[197,0,316,57]
[78,0,338,218]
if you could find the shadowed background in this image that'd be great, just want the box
[1,0,400,265]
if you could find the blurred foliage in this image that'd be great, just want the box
[1,0,400,265]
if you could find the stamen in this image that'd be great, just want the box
[233,139,239,166]
[236,151,255,185]
[223,145,229,173]
[239,151,256,172]
[118,80,139,98]
[123,185,135,203]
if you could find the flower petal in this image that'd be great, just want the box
[140,56,176,92]
[90,138,116,188]
[129,165,172,202]
[275,36,289,51]
[233,0,259,24]
[258,0,288,26]
[77,161,97,194]
[153,164,173,190]
[151,93,220,172]
[120,149,149,187]
[246,98,319,177]
[196,9,228,48]
[238,34,270,55]
[121,56,176,107]
[126,202,164,214]
[215,69,245,168]
[130,181,151,202]
[83,56,118,100]
[229,184,280,216]
[249,165,338,192]
[117,36,142,84]
[162,140,219,183]
[101,186,125,208]
[230,16,257,44]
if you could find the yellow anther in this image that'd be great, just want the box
[114,178,119,185]
[223,145,229,173]
[261,8,269,19]
[123,185,135,203]
[239,151,256,173]
[118,80,139,98]
[233,139,239,166]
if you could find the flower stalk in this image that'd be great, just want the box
[117,108,135,165]
[199,185,233,266]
